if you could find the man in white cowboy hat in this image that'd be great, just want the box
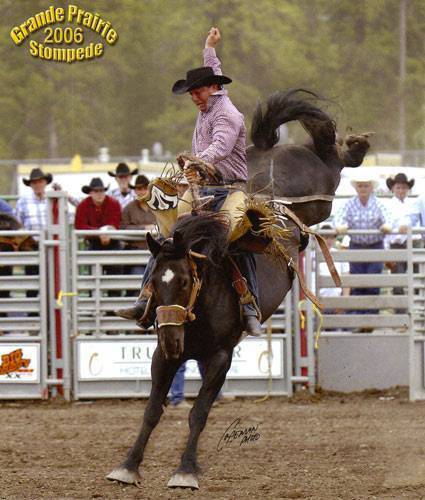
[335,170,393,318]
[108,162,138,209]
[116,27,262,336]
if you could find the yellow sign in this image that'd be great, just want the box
[10,4,118,64]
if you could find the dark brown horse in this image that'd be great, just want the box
[107,89,370,490]
[107,213,301,489]
[247,89,371,225]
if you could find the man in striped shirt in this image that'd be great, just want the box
[116,27,261,336]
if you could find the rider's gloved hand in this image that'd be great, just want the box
[184,166,202,184]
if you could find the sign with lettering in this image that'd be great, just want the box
[0,344,40,383]
[77,338,284,381]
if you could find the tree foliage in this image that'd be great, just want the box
[0,0,423,163]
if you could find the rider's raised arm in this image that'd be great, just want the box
[204,27,222,76]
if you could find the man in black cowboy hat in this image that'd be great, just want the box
[386,172,416,307]
[116,27,262,336]
[75,177,122,303]
[75,177,121,241]
[108,162,138,210]
[16,168,53,231]
[386,172,415,244]
[121,174,156,249]
[15,168,54,303]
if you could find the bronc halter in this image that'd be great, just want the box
[155,250,205,330]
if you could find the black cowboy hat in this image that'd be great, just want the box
[108,162,138,177]
[130,174,150,189]
[386,172,415,190]
[172,66,232,95]
[82,177,109,194]
[23,168,53,186]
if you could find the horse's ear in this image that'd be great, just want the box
[146,232,161,257]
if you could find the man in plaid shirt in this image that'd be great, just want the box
[116,27,261,336]
[335,174,392,315]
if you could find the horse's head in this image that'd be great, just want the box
[146,213,228,360]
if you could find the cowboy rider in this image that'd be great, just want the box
[116,27,262,336]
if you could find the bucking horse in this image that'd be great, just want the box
[107,89,370,490]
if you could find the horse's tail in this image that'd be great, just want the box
[250,88,337,160]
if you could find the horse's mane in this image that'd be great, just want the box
[251,88,336,157]
[0,212,22,230]
[163,213,229,265]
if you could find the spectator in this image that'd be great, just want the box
[335,172,392,316]
[410,193,425,246]
[16,168,53,233]
[121,175,156,297]
[75,178,122,303]
[121,175,156,247]
[168,363,191,409]
[16,168,53,303]
[168,361,225,409]
[386,173,416,308]
[108,163,138,209]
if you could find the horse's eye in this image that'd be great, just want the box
[181,278,189,288]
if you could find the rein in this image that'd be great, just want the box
[155,252,203,329]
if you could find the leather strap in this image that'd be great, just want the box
[186,256,202,321]
[274,204,341,288]
[273,194,334,203]
[228,256,254,305]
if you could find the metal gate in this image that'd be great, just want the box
[70,227,294,399]
[0,228,48,398]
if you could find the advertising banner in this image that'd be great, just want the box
[78,338,284,381]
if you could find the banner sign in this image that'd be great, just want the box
[0,344,40,383]
[78,338,284,381]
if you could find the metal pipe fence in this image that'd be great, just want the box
[1,191,424,400]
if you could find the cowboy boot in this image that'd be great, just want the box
[115,298,147,321]
[115,282,155,327]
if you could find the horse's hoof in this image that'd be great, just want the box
[106,467,143,488]
[167,472,199,489]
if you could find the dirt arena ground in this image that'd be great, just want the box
[2,388,425,499]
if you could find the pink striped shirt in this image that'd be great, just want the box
[191,47,248,181]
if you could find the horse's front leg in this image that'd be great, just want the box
[107,347,179,487]
[168,348,232,490]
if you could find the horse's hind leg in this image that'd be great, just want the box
[168,348,232,489]
[107,348,179,487]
